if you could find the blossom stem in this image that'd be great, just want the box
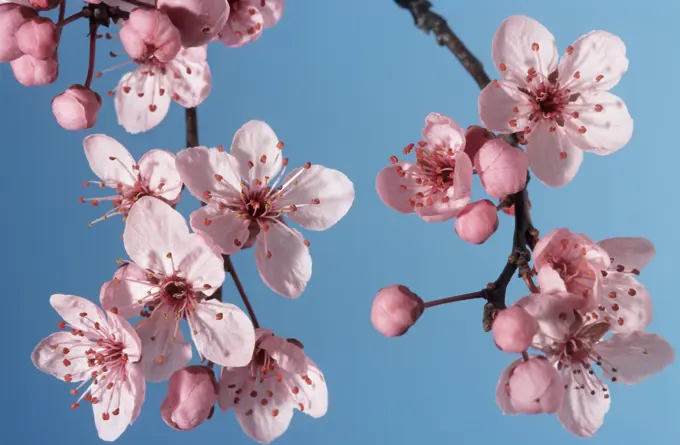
[58,10,86,28]
[394,0,538,331]
[423,291,483,308]
[224,256,260,329]
[523,274,540,293]
[84,24,98,89]
[58,0,66,23]
[521,351,530,361]
[185,108,199,148]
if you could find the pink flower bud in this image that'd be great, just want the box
[52,85,102,130]
[159,0,230,48]
[0,3,36,63]
[464,125,492,161]
[120,8,182,64]
[492,306,538,353]
[16,17,58,60]
[506,356,564,414]
[454,200,499,244]
[371,284,424,337]
[29,0,60,10]
[474,139,529,199]
[161,366,219,431]
[11,52,58,86]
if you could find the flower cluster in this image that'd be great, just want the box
[371,14,673,439]
[33,120,353,442]
[0,0,284,132]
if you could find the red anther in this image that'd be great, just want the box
[266,251,272,259]
[58,321,67,329]
[215,174,223,181]
[216,313,224,320]
[303,240,310,247]
[91,200,100,207]
[78,197,85,203]
[304,162,312,169]
[276,141,284,149]
[260,155,267,164]
[71,403,79,410]
[311,198,320,205]
[102,413,110,421]
[149,104,157,112]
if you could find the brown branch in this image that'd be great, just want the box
[185,107,199,148]
[394,0,538,331]
[224,256,260,328]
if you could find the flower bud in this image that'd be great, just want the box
[0,3,36,63]
[159,0,230,48]
[506,356,564,414]
[454,200,499,244]
[120,8,182,64]
[371,285,424,337]
[29,0,60,10]
[52,85,102,130]
[474,139,529,199]
[492,306,538,353]
[16,17,58,60]
[161,366,219,431]
[11,52,58,86]
[464,125,492,162]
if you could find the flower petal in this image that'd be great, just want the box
[31,332,94,382]
[219,6,264,48]
[557,372,610,438]
[246,0,284,28]
[277,165,354,231]
[495,358,522,415]
[566,92,633,155]
[231,120,283,182]
[593,332,674,385]
[259,334,308,375]
[50,294,108,337]
[218,366,248,413]
[189,300,256,368]
[515,293,583,343]
[375,163,419,214]
[173,233,225,295]
[234,377,295,444]
[115,70,172,134]
[285,360,328,418]
[525,123,584,188]
[135,315,192,382]
[100,263,155,318]
[189,205,250,255]
[123,196,190,275]
[107,311,142,361]
[598,237,655,272]
[595,272,652,333]
[492,15,558,85]
[137,149,182,201]
[255,222,311,298]
[478,80,533,134]
[176,146,242,202]
[170,46,211,108]
[536,266,567,293]
[416,151,472,222]
[83,135,138,187]
[558,31,628,93]
[92,362,146,442]
[421,113,465,151]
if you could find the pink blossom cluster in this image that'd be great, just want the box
[371,14,674,439]
[32,120,353,442]
[0,0,284,132]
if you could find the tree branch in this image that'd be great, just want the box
[185,107,199,148]
[394,0,538,331]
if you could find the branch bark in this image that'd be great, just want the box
[394,0,537,331]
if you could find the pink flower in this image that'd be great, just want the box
[113,44,211,134]
[463,125,492,162]
[376,113,473,222]
[515,292,674,438]
[31,295,146,442]
[176,120,355,298]
[79,134,182,225]
[0,3,36,63]
[371,284,424,337]
[10,51,58,86]
[492,305,538,353]
[159,0,230,48]
[218,0,285,48]
[454,199,499,244]
[478,15,633,187]
[52,84,102,131]
[16,16,57,60]
[587,237,655,333]
[497,356,564,414]
[533,228,610,308]
[218,329,328,444]
[119,7,182,64]
[473,139,529,199]
[161,365,219,431]
[100,196,256,382]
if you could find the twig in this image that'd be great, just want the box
[84,24,98,88]
[224,256,260,329]
[185,108,199,148]
[424,291,483,308]
[394,0,538,331]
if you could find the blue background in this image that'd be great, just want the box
[1,0,678,443]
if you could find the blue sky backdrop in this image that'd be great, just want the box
[1,0,678,444]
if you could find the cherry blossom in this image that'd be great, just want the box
[31,295,146,442]
[479,15,633,187]
[52,84,102,130]
[376,113,473,222]
[218,329,328,444]
[511,292,674,437]
[79,134,182,225]
[161,365,219,431]
[371,284,424,337]
[100,196,256,382]
[176,120,355,298]
[219,0,285,48]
